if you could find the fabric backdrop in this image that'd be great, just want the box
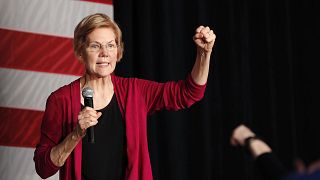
[113,0,319,179]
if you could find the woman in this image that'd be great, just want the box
[34,13,216,180]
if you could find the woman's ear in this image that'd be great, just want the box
[77,54,84,64]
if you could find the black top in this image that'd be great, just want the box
[81,95,127,180]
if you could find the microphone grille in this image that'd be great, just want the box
[82,87,94,98]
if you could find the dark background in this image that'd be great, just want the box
[113,0,320,179]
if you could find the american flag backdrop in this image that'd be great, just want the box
[0,0,113,179]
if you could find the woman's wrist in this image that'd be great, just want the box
[244,136,272,158]
[72,126,85,141]
[244,136,259,150]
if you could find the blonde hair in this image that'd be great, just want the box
[73,13,124,61]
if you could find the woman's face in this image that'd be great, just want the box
[82,27,118,78]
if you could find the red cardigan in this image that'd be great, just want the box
[34,74,206,180]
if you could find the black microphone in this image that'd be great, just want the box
[82,87,95,143]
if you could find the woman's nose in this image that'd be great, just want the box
[99,47,110,56]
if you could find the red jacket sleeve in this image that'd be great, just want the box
[138,74,207,114]
[34,93,62,179]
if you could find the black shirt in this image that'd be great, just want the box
[82,95,127,180]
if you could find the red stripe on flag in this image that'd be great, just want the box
[0,107,43,148]
[80,0,113,5]
[0,28,84,76]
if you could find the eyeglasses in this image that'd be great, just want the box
[87,41,118,53]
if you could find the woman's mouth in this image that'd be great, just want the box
[96,62,110,66]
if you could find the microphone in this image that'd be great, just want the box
[82,87,95,143]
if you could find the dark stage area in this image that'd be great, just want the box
[114,0,320,179]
